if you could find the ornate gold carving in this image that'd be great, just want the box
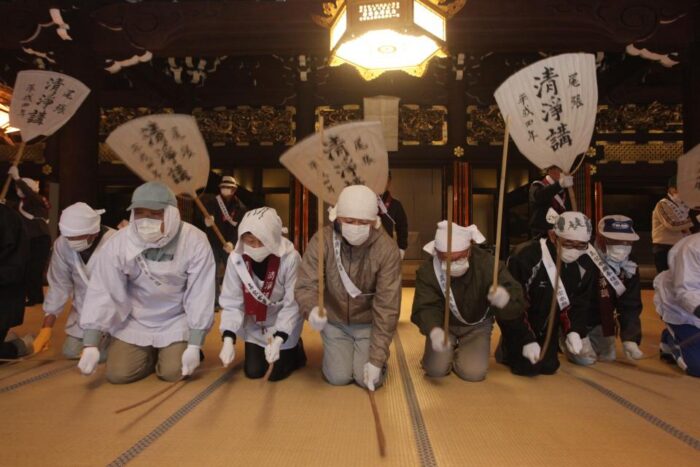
[467,105,505,145]
[596,102,683,134]
[312,1,346,28]
[601,141,683,163]
[316,106,362,131]
[0,143,44,163]
[100,107,174,139]
[193,106,296,146]
[399,105,447,146]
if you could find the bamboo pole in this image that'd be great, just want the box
[443,185,453,346]
[193,195,228,249]
[0,141,27,203]
[538,241,562,362]
[317,116,326,318]
[368,390,386,457]
[492,117,510,291]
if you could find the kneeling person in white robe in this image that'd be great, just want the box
[78,182,216,383]
[33,203,115,359]
[219,207,306,381]
[296,185,402,391]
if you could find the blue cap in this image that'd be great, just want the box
[598,215,639,241]
[127,181,177,211]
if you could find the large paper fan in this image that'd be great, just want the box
[494,53,597,173]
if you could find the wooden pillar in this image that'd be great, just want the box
[55,14,102,210]
[294,55,316,252]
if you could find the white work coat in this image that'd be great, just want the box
[80,222,216,348]
[43,228,116,339]
[219,238,303,349]
[654,233,700,328]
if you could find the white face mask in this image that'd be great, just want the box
[606,244,632,263]
[221,188,234,197]
[341,223,371,246]
[67,238,92,252]
[244,244,270,262]
[135,218,164,243]
[16,188,24,199]
[441,257,470,277]
[560,247,585,264]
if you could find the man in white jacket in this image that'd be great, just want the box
[32,203,116,359]
[78,182,215,383]
[218,207,305,381]
[654,233,700,377]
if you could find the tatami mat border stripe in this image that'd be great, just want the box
[0,363,74,393]
[107,368,234,467]
[564,369,700,451]
[394,332,439,467]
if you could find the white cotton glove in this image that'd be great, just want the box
[363,362,382,391]
[487,285,510,309]
[522,342,541,365]
[559,174,574,188]
[181,344,201,376]
[78,347,100,375]
[399,249,406,260]
[219,337,235,367]
[265,336,284,364]
[429,327,451,353]
[8,166,19,180]
[205,215,215,227]
[622,341,644,360]
[308,306,328,332]
[565,332,583,355]
[223,242,234,254]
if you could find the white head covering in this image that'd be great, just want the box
[328,184,381,229]
[546,208,592,242]
[17,177,39,197]
[59,202,104,237]
[423,221,486,255]
[125,205,181,261]
[234,207,291,257]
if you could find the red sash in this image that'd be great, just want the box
[597,273,618,337]
[242,254,281,323]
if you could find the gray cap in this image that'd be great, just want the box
[127,181,177,211]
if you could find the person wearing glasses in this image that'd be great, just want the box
[411,221,536,382]
[295,185,401,392]
[498,209,595,376]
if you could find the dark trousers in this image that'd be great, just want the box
[26,235,51,305]
[497,328,560,376]
[0,326,19,360]
[653,244,672,274]
[244,339,307,382]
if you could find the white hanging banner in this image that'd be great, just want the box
[105,114,210,196]
[494,53,598,173]
[677,144,700,209]
[10,70,90,142]
[279,120,389,205]
[364,96,399,152]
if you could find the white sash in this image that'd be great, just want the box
[431,256,472,326]
[135,254,164,288]
[332,231,371,298]
[539,238,570,310]
[19,201,49,223]
[232,255,283,307]
[216,195,238,227]
[586,245,627,297]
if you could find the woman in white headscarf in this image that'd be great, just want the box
[411,221,535,382]
[78,182,215,384]
[218,207,305,381]
[33,203,116,359]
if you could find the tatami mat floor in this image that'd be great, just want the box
[1,289,698,466]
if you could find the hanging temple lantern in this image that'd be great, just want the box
[327,0,452,80]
